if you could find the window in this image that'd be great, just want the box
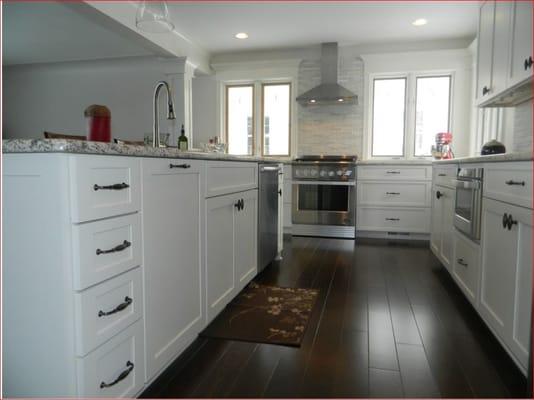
[369,73,452,159]
[226,85,254,155]
[225,82,291,157]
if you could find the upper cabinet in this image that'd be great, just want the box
[476,0,533,107]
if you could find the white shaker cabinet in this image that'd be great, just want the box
[476,0,496,103]
[206,189,258,323]
[508,0,533,87]
[142,159,205,382]
[479,198,532,372]
[430,185,455,272]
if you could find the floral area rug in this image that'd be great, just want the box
[201,282,319,347]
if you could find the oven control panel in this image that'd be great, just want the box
[293,164,355,181]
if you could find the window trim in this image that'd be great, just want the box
[225,83,255,156]
[366,71,455,160]
[370,76,408,158]
[260,82,292,157]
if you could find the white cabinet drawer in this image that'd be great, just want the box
[484,162,532,209]
[69,156,141,223]
[433,164,458,188]
[357,165,431,181]
[356,207,430,233]
[76,319,145,398]
[72,213,142,290]
[357,181,431,207]
[206,161,258,197]
[452,231,480,306]
[74,268,142,356]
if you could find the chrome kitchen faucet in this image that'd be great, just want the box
[152,80,176,148]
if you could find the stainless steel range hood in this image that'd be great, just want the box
[296,42,357,106]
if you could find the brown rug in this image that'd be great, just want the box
[201,282,319,347]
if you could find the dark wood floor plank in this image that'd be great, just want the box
[369,368,403,398]
[331,329,369,398]
[397,343,441,398]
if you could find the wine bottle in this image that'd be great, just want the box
[178,124,188,150]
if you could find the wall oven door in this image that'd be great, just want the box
[292,181,355,226]
[453,178,482,241]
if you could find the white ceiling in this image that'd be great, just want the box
[166,1,480,54]
[2,2,165,65]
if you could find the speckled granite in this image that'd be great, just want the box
[2,139,287,163]
[356,159,432,165]
[433,151,533,164]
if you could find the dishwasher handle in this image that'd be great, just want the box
[259,165,281,172]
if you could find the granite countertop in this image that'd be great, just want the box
[2,139,288,163]
[432,151,533,164]
[355,159,432,165]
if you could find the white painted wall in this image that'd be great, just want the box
[191,75,218,149]
[3,56,190,145]
[361,48,474,158]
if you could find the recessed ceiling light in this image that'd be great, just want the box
[337,98,344,102]
[235,32,249,39]
[309,99,317,103]
[412,18,428,26]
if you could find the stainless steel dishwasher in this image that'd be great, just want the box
[258,163,281,272]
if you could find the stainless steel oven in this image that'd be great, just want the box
[453,167,483,241]
[292,155,356,238]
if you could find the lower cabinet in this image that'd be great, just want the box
[479,197,532,371]
[206,189,258,323]
[430,185,455,271]
[452,231,480,306]
[142,159,205,381]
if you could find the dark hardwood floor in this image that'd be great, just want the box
[141,236,528,398]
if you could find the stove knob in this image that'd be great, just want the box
[310,169,318,177]
[328,171,335,177]
[303,169,309,177]
[295,169,301,177]
[320,170,327,177]
[336,170,343,176]
[345,170,352,176]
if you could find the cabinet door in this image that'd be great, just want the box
[439,186,455,270]
[206,194,237,323]
[508,1,533,86]
[143,159,204,381]
[491,1,512,96]
[480,198,532,370]
[235,190,258,293]
[430,186,443,257]
[476,1,495,102]
[452,231,480,306]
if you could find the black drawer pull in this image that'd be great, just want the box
[438,173,447,177]
[278,189,282,196]
[100,361,134,389]
[482,86,490,96]
[385,218,400,221]
[525,58,529,70]
[234,199,244,211]
[457,258,468,267]
[169,163,191,169]
[505,180,525,186]
[436,190,443,199]
[386,192,400,195]
[93,182,129,191]
[96,240,131,255]
[502,213,518,230]
[98,296,133,317]
[386,171,401,174]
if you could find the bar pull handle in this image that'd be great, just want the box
[170,163,191,169]
[505,180,525,186]
[457,258,468,267]
[98,296,133,317]
[385,218,400,221]
[96,240,131,255]
[100,361,134,389]
[386,171,401,174]
[386,192,400,195]
[94,182,129,191]
[438,173,447,177]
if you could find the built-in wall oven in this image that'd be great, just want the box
[453,167,484,241]
[292,155,356,239]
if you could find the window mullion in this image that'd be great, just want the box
[405,74,416,159]
[254,81,262,156]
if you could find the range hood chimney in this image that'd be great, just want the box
[296,42,357,106]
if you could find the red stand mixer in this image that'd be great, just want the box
[432,132,454,159]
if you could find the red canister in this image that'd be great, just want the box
[85,105,111,142]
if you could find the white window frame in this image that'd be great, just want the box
[222,77,296,158]
[364,70,455,160]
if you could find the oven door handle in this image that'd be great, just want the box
[451,179,481,190]
[292,180,355,186]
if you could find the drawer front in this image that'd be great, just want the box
[452,231,480,306]
[356,207,430,233]
[357,181,431,207]
[70,156,141,223]
[206,161,258,197]
[72,213,142,290]
[75,268,143,356]
[433,164,458,188]
[484,162,532,209]
[357,165,431,181]
[76,319,145,398]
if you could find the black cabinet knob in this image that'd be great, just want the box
[482,86,490,96]
[436,190,443,199]
[278,189,282,196]
[525,58,529,71]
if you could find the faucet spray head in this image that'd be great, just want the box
[167,102,176,120]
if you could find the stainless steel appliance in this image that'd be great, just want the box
[453,167,484,241]
[258,163,281,272]
[292,155,357,238]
